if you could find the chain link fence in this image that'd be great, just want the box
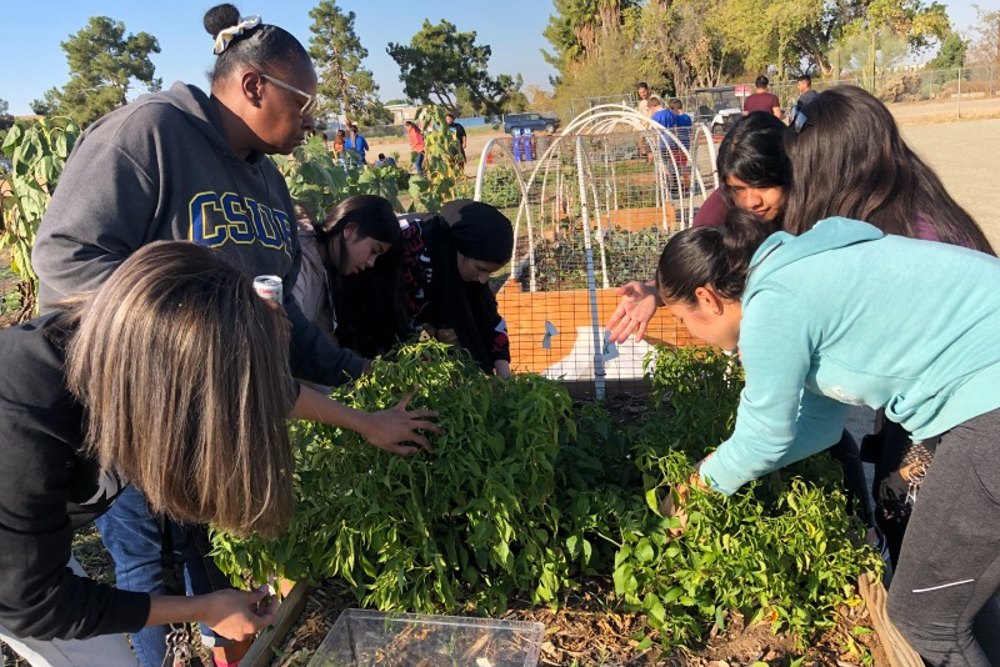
[570,63,1000,127]
[767,63,1000,120]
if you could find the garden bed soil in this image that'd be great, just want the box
[257,576,885,666]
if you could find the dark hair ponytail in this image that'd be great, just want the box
[657,208,776,304]
[203,4,310,84]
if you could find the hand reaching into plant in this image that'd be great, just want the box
[291,384,441,456]
[659,461,712,538]
[359,391,442,455]
[606,280,661,343]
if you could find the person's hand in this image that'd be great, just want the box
[360,391,441,455]
[606,281,659,343]
[201,588,278,642]
[659,483,691,538]
[659,468,711,538]
[493,360,513,379]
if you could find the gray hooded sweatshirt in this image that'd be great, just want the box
[32,82,363,385]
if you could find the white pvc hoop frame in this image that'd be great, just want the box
[473,106,716,398]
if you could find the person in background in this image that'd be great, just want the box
[654,216,1000,667]
[404,120,425,175]
[795,74,819,108]
[294,195,400,344]
[333,200,514,377]
[648,95,675,130]
[0,242,439,667]
[28,5,436,665]
[333,127,346,160]
[668,97,694,166]
[344,123,369,165]
[668,98,693,148]
[789,74,819,128]
[636,81,652,117]
[743,75,782,119]
[445,112,467,168]
[373,152,397,168]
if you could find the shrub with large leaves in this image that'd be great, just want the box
[1,117,80,319]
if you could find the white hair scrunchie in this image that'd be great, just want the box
[213,15,262,55]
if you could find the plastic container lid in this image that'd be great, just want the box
[307,608,545,667]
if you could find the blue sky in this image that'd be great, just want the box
[1,0,993,115]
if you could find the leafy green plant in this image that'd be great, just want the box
[407,106,465,213]
[474,163,522,208]
[519,226,667,292]
[0,116,80,319]
[212,343,879,653]
[610,345,882,648]
[644,345,744,454]
[212,340,581,613]
[272,135,408,221]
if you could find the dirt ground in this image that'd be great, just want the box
[899,117,1000,249]
[368,102,1000,251]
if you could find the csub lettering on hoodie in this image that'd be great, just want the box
[188,191,294,256]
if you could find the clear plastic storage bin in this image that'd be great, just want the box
[307,609,545,667]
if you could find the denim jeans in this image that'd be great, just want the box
[95,486,233,667]
[414,151,425,175]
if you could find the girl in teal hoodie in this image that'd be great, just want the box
[658,214,1000,665]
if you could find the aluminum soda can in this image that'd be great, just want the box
[253,275,283,304]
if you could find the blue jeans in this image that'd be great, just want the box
[414,151,425,175]
[95,486,233,667]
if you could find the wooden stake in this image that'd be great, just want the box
[857,572,923,667]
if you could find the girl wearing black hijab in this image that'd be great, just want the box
[335,199,515,376]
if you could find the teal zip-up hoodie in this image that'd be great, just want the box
[700,217,1000,495]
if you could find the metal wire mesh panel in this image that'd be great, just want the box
[475,106,711,397]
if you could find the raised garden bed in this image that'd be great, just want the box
[212,343,885,666]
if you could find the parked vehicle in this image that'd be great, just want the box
[503,112,560,135]
[684,86,743,136]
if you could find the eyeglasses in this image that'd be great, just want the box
[260,73,316,116]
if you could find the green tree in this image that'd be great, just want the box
[308,0,391,127]
[41,16,161,127]
[929,31,967,69]
[0,98,12,139]
[637,0,743,92]
[387,19,522,117]
[30,89,61,117]
[807,0,950,74]
[543,0,640,82]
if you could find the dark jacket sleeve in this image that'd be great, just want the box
[285,297,365,386]
[467,282,511,368]
[0,411,150,640]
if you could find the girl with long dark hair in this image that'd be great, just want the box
[782,85,993,253]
